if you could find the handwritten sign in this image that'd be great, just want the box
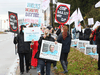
[8,11,18,33]
[55,5,70,25]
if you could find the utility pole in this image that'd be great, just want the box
[50,0,53,27]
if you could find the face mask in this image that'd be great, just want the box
[22,30,24,33]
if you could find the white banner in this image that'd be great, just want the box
[92,21,100,30]
[69,9,77,25]
[39,40,62,61]
[24,27,41,41]
[95,1,100,8]
[41,0,50,11]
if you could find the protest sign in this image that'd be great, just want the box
[85,45,98,55]
[55,2,70,25]
[71,39,79,48]
[24,1,42,27]
[39,40,62,61]
[88,18,94,25]
[78,40,90,49]
[24,27,41,41]
[8,11,18,33]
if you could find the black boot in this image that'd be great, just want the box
[60,60,68,73]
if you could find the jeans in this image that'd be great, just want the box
[39,59,51,75]
[60,53,68,71]
[93,41,97,45]
[37,65,40,73]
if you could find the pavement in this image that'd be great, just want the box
[16,65,54,75]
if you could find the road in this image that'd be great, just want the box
[0,32,18,75]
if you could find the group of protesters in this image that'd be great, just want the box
[72,25,100,71]
[13,24,71,75]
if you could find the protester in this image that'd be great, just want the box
[47,26,58,70]
[84,25,91,41]
[90,27,98,45]
[56,25,71,73]
[72,27,76,39]
[79,26,84,40]
[96,26,100,70]
[13,25,32,74]
[56,26,61,36]
[31,40,38,68]
[38,28,55,75]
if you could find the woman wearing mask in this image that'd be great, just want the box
[38,28,55,75]
[55,25,71,73]
[13,25,32,74]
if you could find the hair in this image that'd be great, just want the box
[50,45,55,50]
[20,25,26,34]
[62,26,68,40]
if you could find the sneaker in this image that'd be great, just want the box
[53,66,57,70]
[61,70,68,74]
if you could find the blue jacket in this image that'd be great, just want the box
[57,33,71,53]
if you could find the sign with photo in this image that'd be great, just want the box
[8,11,18,33]
[78,40,90,49]
[71,39,79,48]
[39,40,62,61]
[24,27,41,41]
[85,45,98,55]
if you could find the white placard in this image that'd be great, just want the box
[78,40,90,49]
[71,39,79,48]
[24,27,41,41]
[39,40,62,61]
[24,1,42,25]
[85,45,98,55]
[88,18,94,25]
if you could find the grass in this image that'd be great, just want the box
[52,47,100,75]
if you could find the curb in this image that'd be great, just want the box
[7,57,19,75]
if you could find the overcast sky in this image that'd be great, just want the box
[0,0,56,19]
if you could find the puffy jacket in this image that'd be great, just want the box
[14,33,31,53]
[57,33,71,53]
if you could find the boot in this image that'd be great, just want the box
[60,60,68,73]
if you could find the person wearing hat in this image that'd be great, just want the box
[13,25,32,74]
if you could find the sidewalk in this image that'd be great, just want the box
[16,66,54,75]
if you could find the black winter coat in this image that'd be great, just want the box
[14,33,31,53]
[84,28,91,41]
[38,34,55,61]
[57,33,71,53]
[96,32,100,53]
[79,30,84,40]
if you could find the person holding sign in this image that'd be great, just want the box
[13,25,32,74]
[55,25,71,73]
[38,28,55,75]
